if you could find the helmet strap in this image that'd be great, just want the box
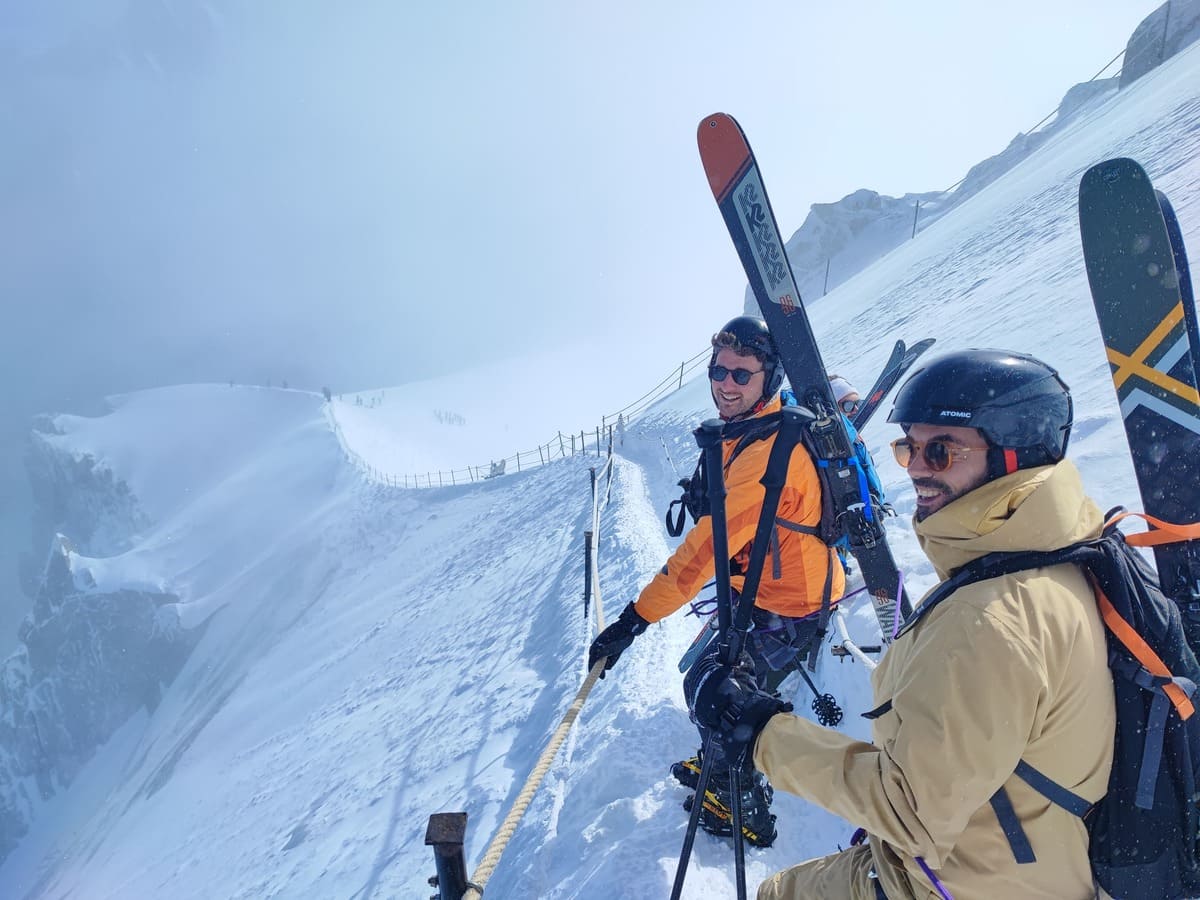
[986,446,1054,479]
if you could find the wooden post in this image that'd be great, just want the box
[571,434,576,455]
[823,258,831,295]
[912,200,921,239]
[425,812,469,900]
[559,431,566,457]
[538,445,546,466]
[678,362,685,389]
[595,426,601,456]
[517,452,521,472]
[439,471,444,487]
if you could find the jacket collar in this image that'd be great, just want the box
[913,460,1103,580]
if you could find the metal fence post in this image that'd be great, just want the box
[583,528,594,622]
[425,812,469,900]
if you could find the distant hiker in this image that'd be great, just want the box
[588,315,845,848]
[686,350,1116,899]
[828,374,861,418]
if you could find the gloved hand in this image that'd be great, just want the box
[683,651,791,764]
[588,602,650,677]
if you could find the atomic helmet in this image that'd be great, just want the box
[711,315,785,401]
[887,349,1072,478]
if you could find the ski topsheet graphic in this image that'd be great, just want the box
[852,337,936,431]
[697,112,911,640]
[1079,157,1200,640]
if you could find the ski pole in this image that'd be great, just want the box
[671,419,728,900]
[718,407,804,894]
[672,411,804,900]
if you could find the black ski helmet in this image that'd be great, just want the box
[887,349,1073,478]
[711,315,785,401]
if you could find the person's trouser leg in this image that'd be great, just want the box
[757,844,882,900]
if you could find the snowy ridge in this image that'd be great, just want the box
[0,32,1199,900]
[763,6,1200,312]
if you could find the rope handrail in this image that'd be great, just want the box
[938,46,1127,196]
[463,660,607,899]
[457,452,614,897]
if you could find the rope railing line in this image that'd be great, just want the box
[457,452,615,897]
[463,659,607,899]
[937,45,1127,197]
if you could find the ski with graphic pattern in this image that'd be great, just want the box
[1079,157,1200,646]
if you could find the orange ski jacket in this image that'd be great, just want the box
[633,396,844,623]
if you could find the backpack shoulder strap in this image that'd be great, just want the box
[896,541,1101,638]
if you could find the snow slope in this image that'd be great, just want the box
[1,36,1200,900]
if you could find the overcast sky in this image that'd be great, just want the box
[0,0,1166,636]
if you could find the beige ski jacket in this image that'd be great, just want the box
[755,461,1116,899]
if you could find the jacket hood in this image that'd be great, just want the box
[914,460,1103,579]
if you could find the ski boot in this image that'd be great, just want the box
[682,772,776,848]
[670,753,703,789]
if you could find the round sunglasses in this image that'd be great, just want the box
[890,437,988,473]
[708,363,763,386]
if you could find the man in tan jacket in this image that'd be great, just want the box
[686,349,1116,900]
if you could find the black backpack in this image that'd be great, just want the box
[903,514,1200,899]
[664,414,783,538]
[663,404,878,547]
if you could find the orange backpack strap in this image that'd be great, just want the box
[1092,575,1195,719]
[1105,510,1200,547]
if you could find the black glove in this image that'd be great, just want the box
[683,651,790,763]
[588,602,650,677]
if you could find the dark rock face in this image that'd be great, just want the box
[1122,0,1200,89]
[0,453,192,862]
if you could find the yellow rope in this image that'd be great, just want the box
[460,460,614,897]
[463,659,607,898]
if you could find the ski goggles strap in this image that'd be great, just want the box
[1106,510,1200,546]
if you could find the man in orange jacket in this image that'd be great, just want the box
[588,315,844,847]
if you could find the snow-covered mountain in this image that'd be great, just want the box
[2,23,1200,900]
[767,0,1200,309]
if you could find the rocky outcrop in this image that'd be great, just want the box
[1122,0,1200,88]
[0,434,192,862]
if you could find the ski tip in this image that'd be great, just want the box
[1080,157,1150,196]
[697,113,751,200]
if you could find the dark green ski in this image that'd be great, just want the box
[1079,157,1200,646]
